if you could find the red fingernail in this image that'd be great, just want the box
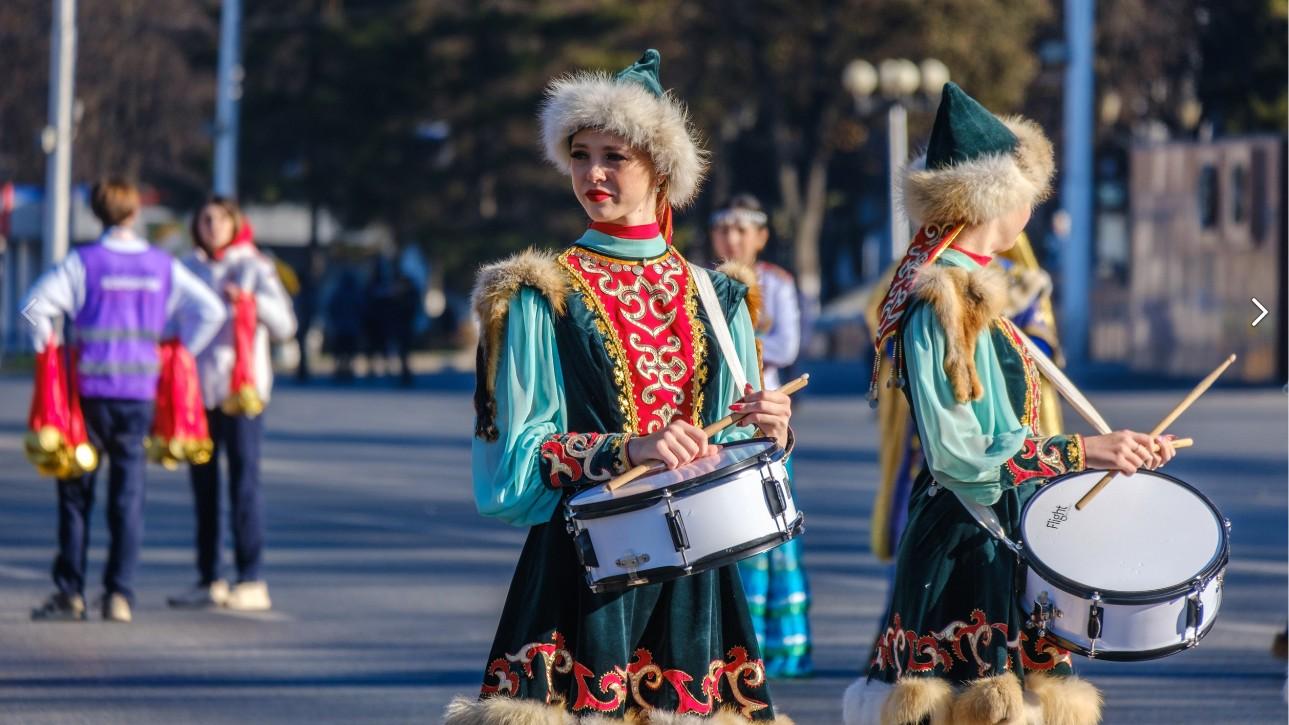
[729,403,744,411]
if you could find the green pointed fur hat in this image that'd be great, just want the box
[540,49,708,208]
[902,82,1055,226]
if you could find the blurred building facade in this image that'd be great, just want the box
[1089,135,1286,382]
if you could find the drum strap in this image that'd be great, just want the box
[1016,331,1112,435]
[689,263,750,394]
[954,494,1022,553]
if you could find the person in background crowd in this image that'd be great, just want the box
[167,197,297,612]
[24,178,225,623]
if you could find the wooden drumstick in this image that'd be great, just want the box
[1076,354,1235,510]
[604,374,810,492]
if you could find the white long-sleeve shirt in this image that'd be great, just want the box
[756,261,801,390]
[180,244,297,407]
[23,228,226,356]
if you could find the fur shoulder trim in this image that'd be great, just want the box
[901,115,1055,227]
[540,71,708,208]
[912,264,1008,403]
[715,260,761,329]
[471,249,567,440]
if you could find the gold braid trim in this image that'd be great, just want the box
[557,253,640,435]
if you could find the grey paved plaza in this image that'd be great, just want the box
[0,375,1284,723]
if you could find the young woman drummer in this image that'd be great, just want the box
[843,83,1175,725]
[446,50,795,723]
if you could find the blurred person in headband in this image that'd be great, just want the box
[167,197,297,612]
[711,194,811,679]
[24,178,225,623]
[446,50,795,723]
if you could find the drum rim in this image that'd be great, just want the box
[1020,469,1230,604]
[1037,615,1218,662]
[566,437,785,517]
[582,513,805,593]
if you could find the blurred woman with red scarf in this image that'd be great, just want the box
[168,197,297,611]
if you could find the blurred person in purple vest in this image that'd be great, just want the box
[23,178,225,623]
[167,197,296,612]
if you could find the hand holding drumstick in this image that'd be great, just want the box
[614,375,807,492]
[1077,354,1237,510]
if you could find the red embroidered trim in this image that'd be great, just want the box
[561,248,701,435]
[872,610,1008,678]
[481,631,770,717]
[539,432,622,488]
[1004,437,1072,486]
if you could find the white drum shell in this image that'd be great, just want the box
[568,456,799,591]
[1023,567,1224,656]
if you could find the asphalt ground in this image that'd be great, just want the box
[0,376,1284,723]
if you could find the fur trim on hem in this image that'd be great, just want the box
[912,263,1008,403]
[1024,672,1103,725]
[471,249,568,440]
[442,697,792,725]
[952,674,1026,725]
[901,116,1054,227]
[540,72,708,208]
[843,676,955,725]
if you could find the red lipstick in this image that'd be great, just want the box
[585,189,612,202]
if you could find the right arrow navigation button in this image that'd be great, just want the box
[1251,298,1269,327]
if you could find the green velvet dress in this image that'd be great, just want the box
[470,230,780,720]
[865,250,1087,686]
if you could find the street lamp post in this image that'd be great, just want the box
[42,0,77,267]
[843,57,949,271]
[213,0,243,197]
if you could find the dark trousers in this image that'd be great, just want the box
[53,397,154,602]
[188,408,264,584]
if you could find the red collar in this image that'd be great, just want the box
[949,244,993,267]
[588,221,661,240]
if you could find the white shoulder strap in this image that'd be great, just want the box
[689,263,749,394]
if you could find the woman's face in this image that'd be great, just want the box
[711,221,768,266]
[197,204,236,251]
[569,128,659,225]
[991,204,1032,254]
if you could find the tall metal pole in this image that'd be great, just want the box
[213,0,242,197]
[1061,0,1094,367]
[42,0,77,266]
[887,101,910,266]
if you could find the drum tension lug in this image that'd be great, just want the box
[1087,592,1103,657]
[1185,581,1205,647]
[1030,591,1053,637]
[762,477,787,517]
[665,509,689,552]
[573,528,599,569]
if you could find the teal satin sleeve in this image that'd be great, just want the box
[902,303,1029,506]
[471,288,566,526]
[712,300,761,445]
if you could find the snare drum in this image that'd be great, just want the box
[1019,469,1230,660]
[564,438,804,593]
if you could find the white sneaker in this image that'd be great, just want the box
[167,580,229,609]
[224,581,271,611]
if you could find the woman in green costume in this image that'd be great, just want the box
[445,50,795,724]
[842,84,1176,725]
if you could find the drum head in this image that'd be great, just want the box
[1022,470,1226,596]
[568,438,778,510]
